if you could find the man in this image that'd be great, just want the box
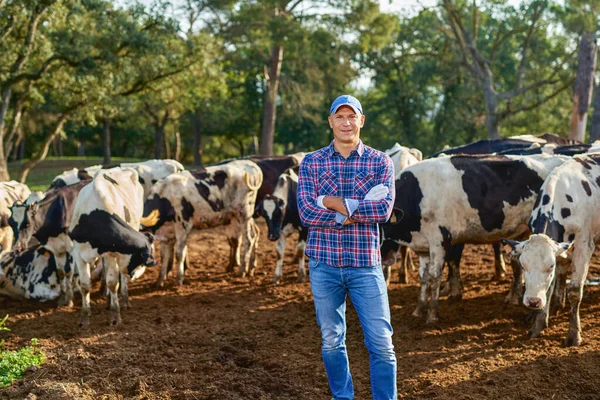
[297,94,397,399]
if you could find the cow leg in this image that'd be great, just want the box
[248,220,260,276]
[398,246,410,284]
[119,273,131,309]
[236,219,257,277]
[425,247,446,324]
[73,251,92,328]
[505,255,523,305]
[175,243,188,286]
[412,255,430,318]
[296,238,307,283]
[492,242,507,280]
[272,234,287,284]
[156,241,173,288]
[104,256,122,326]
[529,275,556,338]
[550,258,569,315]
[55,253,74,307]
[440,244,463,301]
[565,239,593,346]
[226,227,242,273]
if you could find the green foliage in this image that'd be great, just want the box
[0,315,46,388]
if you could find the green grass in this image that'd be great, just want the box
[0,315,45,388]
[8,157,146,191]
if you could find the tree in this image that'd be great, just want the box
[558,0,600,142]
[440,0,573,139]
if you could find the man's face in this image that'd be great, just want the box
[328,105,365,146]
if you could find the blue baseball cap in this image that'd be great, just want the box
[330,95,363,115]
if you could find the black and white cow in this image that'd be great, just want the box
[49,159,184,196]
[8,180,90,306]
[256,166,308,284]
[69,167,157,327]
[383,143,423,284]
[502,154,600,346]
[0,181,31,253]
[380,154,570,323]
[0,245,61,301]
[142,160,263,287]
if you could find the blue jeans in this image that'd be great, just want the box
[309,258,397,400]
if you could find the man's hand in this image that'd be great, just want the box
[364,184,389,201]
[322,196,348,215]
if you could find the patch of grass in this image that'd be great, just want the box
[7,157,146,191]
[0,315,45,388]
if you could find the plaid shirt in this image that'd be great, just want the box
[297,140,395,267]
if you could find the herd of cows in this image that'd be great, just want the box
[1,133,600,347]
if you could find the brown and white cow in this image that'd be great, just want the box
[69,167,157,327]
[380,154,570,323]
[141,160,263,287]
[502,154,600,346]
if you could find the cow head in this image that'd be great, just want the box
[125,231,158,279]
[501,234,573,309]
[141,194,175,232]
[9,202,36,250]
[257,195,286,241]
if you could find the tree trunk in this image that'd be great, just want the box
[192,109,203,167]
[175,131,181,161]
[260,45,283,156]
[78,138,85,156]
[590,83,600,143]
[20,115,68,183]
[164,130,171,159]
[103,117,111,165]
[0,88,13,180]
[570,32,598,142]
[154,124,164,159]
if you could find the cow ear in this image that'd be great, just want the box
[388,208,404,225]
[555,241,574,259]
[500,239,523,257]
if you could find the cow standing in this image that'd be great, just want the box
[69,168,157,327]
[502,154,600,345]
[256,166,308,284]
[383,143,423,285]
[141,160,263,287]
[381,154,569,323]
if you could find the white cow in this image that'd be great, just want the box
[69,167,157,327]
[141,160,263,287]
[502,154,600,345]
[0,181,31,253]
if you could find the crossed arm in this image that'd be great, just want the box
[297,157,396,229]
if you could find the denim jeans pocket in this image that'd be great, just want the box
[308,258,319,269]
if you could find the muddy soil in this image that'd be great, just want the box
[1,221,600,399]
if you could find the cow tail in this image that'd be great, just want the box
[244,172,261,192]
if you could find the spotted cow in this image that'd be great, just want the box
[0,245,61,301]
[502,154,600,346]
[383,143,423,285]
[380,154,570,323]
[49,159,184,197]
[69,167,157,327]
[256,166,308,284]
[0,181,31,253]
[141,160,263,287]
[8,180,90,306]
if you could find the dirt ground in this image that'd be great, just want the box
[1,221,600,400]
